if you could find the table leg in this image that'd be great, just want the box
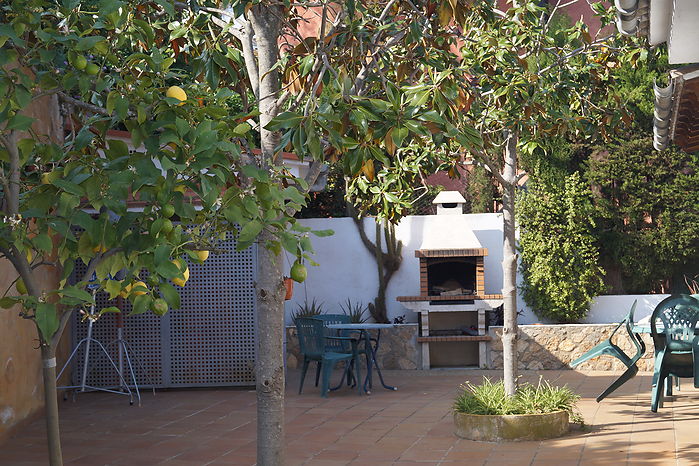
[364,329,397,393]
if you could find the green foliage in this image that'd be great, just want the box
[587,138,699,293]
[339,298,368,323]
[608,47,669,133]
[453,377,581,421]
[297,165,348,219]
[518,172,606,322]
[460,1,641,155]
[290,298,324,324]
[0,0,315,345]
[467,165,497,213]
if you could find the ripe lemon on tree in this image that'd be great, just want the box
[171,259,190,287]
[166,86,187,106]
[290,261,307,283]
[123,281,148,298]
[195,250,209,262]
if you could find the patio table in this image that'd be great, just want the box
[326,323,397,394]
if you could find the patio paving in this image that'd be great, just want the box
[2,369,699,465]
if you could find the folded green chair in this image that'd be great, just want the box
[649,294,699,412]
[570,300,646,402]
[295,317,362,397]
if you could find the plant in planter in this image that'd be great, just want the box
[453,378,581,441]
[340,299,368,323]
[290,298,325,324]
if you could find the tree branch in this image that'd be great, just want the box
[6,130,20,215]
[240,18,260,100]
[347,203,378,256]
[470,150,507,186]
[58,92,110,116]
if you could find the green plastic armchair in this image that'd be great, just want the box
[649,294,699,412]
[570,300,646,402]
[312,314,359,388]
[295,317,362,397]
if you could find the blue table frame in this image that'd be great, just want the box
[327,323,397,394]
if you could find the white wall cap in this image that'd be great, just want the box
[432,190,467,205]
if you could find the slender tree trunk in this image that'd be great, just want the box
[41,345,63,466]
[501,131,519,396]
[249,6,285,465]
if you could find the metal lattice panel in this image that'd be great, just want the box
[170,231,257,386]
[69,231,257,388]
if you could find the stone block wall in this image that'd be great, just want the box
[286,323,419,370]
[487,324,654,371]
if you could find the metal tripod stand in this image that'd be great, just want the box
[56,290,153,405]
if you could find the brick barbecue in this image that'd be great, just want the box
[397,191,503,369]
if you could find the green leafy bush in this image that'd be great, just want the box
[517,172,606,322]
[587,138,699,293]
[453,378,581,422]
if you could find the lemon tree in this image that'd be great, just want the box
[0,3,315,464]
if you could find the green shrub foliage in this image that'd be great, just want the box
[453,377,581,420]
[587,138,699,293]
[518,172,606,322]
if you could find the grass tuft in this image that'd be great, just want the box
[453,377,582,423]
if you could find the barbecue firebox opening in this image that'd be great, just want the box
[427,258,476,296]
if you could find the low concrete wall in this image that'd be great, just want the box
[286,324,419,370]
[487,324,653,371]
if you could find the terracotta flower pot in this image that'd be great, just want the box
[283,277,294,300]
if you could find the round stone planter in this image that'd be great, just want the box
[453,410,569,442]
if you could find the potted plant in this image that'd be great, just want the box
[290,298,325,324]
[339,298,368,323]
[283,277,294,300]
[452,378,581,441]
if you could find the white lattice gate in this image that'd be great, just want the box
[69,233,257,388]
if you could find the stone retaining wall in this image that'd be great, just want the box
[487,324,654,371]
[285,324,419,370]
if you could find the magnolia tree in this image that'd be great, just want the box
[1,0,481,465]
[451,1,641,395]
[210,1,481,464]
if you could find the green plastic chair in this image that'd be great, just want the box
[570,300,646,402]
[312,314,354,387]
[649,294,699,412]
[295,317,362,397]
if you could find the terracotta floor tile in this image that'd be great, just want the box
[6,370,699,465]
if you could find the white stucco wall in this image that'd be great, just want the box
[285,213,506,324]
[582,294,671,324]
[283,213,671,326]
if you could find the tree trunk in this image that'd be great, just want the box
[41,345,63,466]
[249,6,285,466]
[501,131,519,396]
